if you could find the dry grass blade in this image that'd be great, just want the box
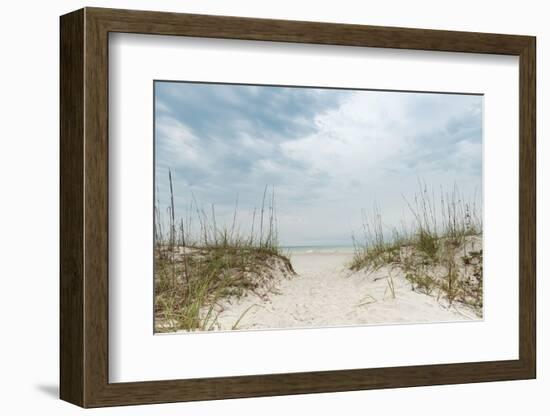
[231,304,259,330]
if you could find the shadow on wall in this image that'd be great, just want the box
[34,384,58,399]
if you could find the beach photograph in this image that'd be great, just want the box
[153,81,483,333]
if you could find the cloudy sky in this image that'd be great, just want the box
[155,81,482,247]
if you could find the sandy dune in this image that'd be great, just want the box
[209,251,479,331]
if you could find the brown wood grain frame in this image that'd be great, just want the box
[60,7,536,408]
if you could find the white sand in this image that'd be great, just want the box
[209,251,479,331]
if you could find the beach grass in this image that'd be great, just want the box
[351,181,483,314]
[154,172,294,332]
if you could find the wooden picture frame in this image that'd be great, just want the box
[60,7,536,408]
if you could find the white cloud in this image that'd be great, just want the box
[156,116,201,165]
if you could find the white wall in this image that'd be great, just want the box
[0,0,545,414]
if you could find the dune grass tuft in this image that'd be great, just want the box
[351,181,483,315]
[154,173,294,333]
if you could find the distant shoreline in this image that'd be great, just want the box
[281,245,355,254]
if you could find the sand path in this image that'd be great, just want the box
[212,252,478,331]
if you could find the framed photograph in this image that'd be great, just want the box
[60,7,536,407]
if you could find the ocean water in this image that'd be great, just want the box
[281,245,355,254]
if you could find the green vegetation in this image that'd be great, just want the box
[351,181,483,315]
[154,171,294,333]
